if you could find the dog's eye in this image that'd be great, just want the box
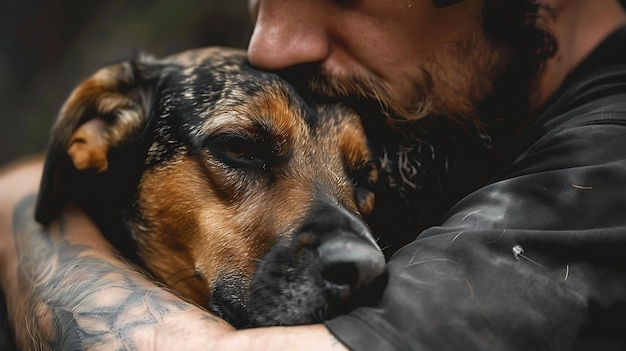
[222,136,252,159]
[348,163,376,190]
[210,134,274,171]
[348,163,378,215]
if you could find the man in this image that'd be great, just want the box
[1,0,626,349]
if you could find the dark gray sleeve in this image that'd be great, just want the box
[325,119,626,351]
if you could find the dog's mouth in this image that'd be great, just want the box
[208,280,251,329]
[208,299,249,328]
[206,247,388,329]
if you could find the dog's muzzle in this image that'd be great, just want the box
[212,200,388,328]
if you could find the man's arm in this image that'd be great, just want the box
[0,158,236,349]
[0,158,346,350]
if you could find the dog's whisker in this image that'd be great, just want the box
[167,272,202,291]
[380,245,392,252]
[164,267,198,278]
[163,267,200,286]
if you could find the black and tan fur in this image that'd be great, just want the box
[35,47,386,328]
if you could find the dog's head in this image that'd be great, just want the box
[35,47,386,328]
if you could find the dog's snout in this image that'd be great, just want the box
[317,235,386,299]
[298,200,387,300]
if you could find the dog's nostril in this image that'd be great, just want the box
[322,262,360,288]
[317,235,386,299]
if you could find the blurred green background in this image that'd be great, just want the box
[0,1,253,166]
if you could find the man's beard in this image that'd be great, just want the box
[307,66,435,127]
[280,36,527,143]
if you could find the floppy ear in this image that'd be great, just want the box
[35,56,162,226]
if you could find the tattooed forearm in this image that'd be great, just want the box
[9,194,229,350]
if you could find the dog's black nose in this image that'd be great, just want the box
[317,235,386,299]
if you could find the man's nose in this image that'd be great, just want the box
[247,2,330,70]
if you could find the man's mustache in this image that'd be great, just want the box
[275,64,435,125]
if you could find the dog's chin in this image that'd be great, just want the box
[244,247,388,328]
[207,238,388,329]
[207,250,335,328]
[246,268,388,328]
[208,260,388,329]
[208,282,329,329]
[245,247,331,327]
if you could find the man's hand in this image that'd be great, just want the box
[0,158,347,350]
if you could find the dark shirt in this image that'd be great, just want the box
[326,25,626,351]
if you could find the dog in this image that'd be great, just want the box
[34,47,387,328]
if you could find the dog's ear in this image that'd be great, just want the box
[35,55,163,225]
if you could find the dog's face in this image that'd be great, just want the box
[35,47,386,328]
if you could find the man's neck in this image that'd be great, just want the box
[530,0,626,109]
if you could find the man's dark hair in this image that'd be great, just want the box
[482,0,557,74]
[478,0,557,129]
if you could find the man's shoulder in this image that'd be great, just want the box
[538,25,626,125]
[516,24,626,167]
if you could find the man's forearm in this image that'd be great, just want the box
[5,193,235,350]
[0,159,232,349]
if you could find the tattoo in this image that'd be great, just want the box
[11,194,220,350]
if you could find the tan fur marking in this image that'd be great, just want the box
[67,118,110,172]
[358,191,376,216]
[136,157,279,304]
[54,63,147,169]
